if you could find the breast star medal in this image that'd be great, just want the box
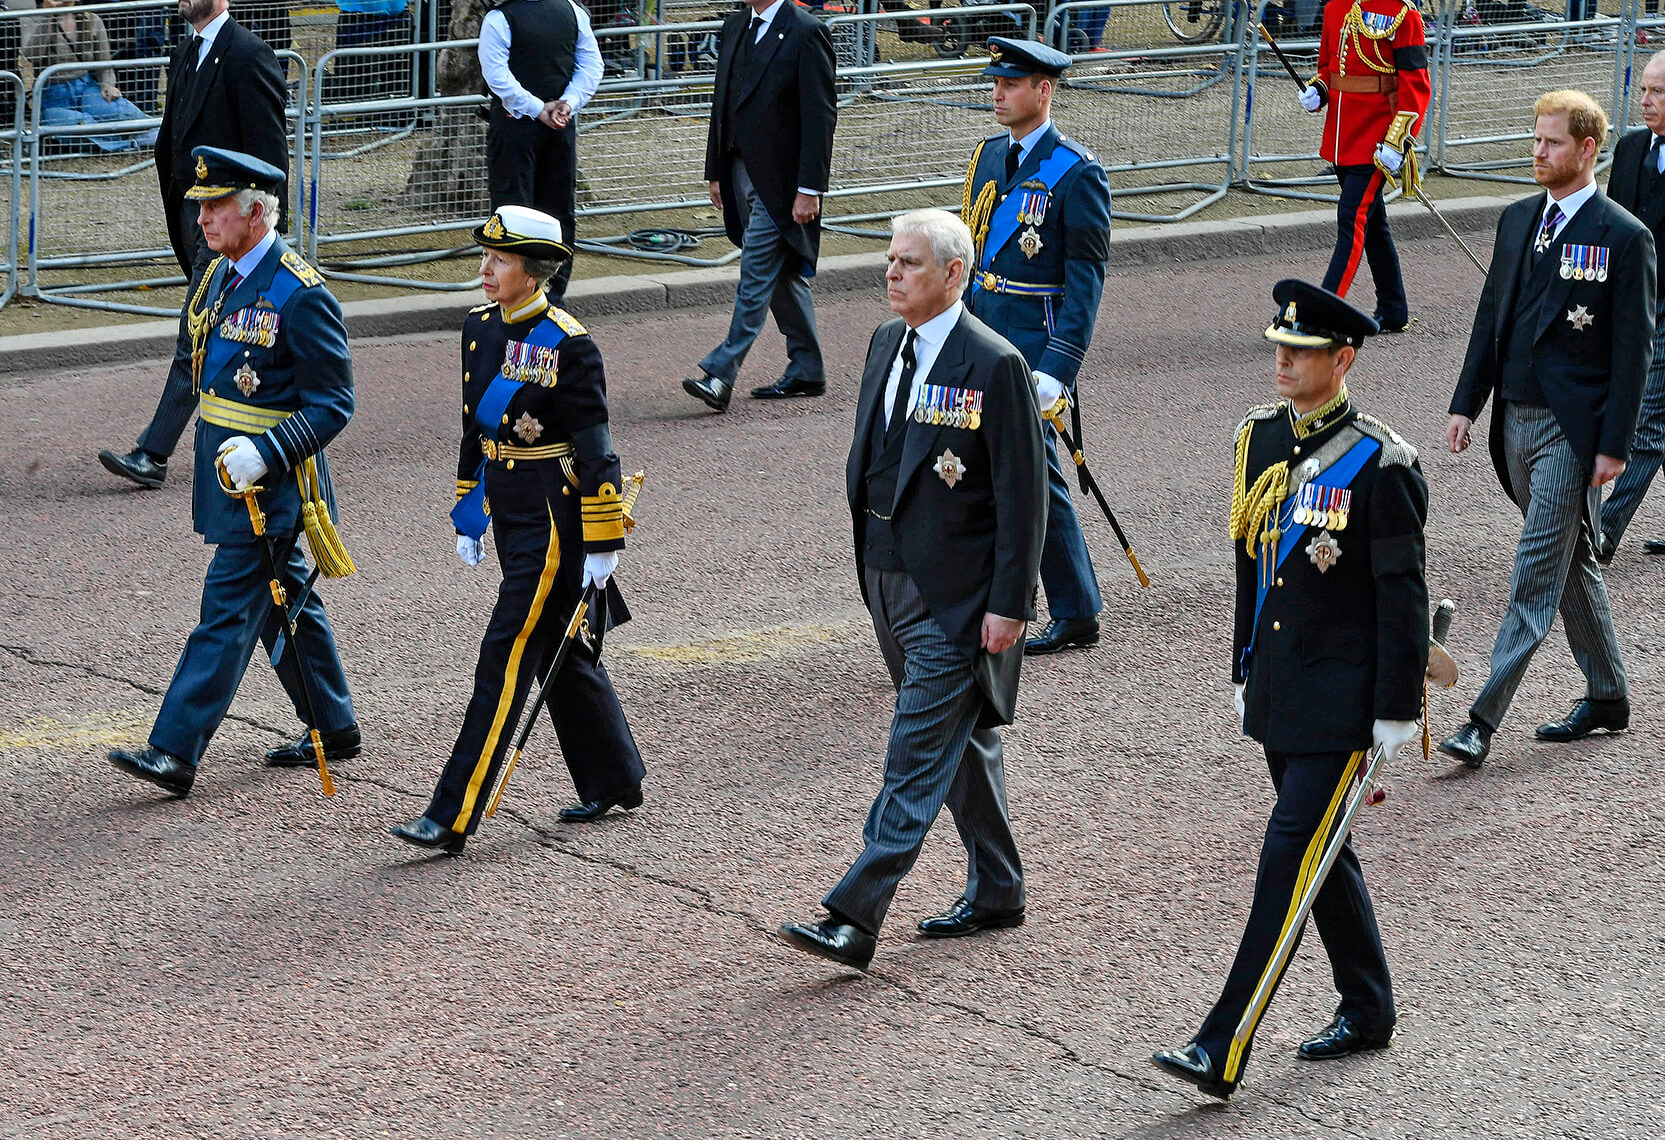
[1306,529,1341,573]
[934,448,967,489]
[1566,304,1595,332]
[513,412,543,443]
[1018,227,1043,259]
[234,361,260,397]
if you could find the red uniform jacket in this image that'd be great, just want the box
[1313,0,1431,167]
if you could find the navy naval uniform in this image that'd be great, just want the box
[424,290,644,836]
[148,233,357,766]
[961,121,1111,623]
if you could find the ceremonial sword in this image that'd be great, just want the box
[1041,398,1149,588]
[1233,599,1458,1047]
[485,470,646,819]
[215,449,337,798]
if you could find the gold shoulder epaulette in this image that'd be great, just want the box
[1355,412,1418,467]
[280,249,324,288]
[468,302,494,314]
[1235,401,1282,439]
[550,307,587,338]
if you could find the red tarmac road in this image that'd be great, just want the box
[2,235,1661,1138]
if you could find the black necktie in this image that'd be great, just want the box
[885,330,918,444]
[1005,141,1022,183]
[1651,135,1664,179]
[739,16,763,65]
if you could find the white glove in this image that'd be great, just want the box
[582,551,619,589]
[1233,682,1246,725]
[1374,142,1405,174]
[1034,371,1065,411]
[218,436,267,487]
[1299,85,1322,113]
[1371,718,1420,760]
[456,535,485,567]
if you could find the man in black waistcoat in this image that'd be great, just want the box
[98,0,288,491]
[682,0,836,412]
[777,209,1045,973]
[478,0,602,303]
[1440,89,1655,768]
[1598,51,1665,559]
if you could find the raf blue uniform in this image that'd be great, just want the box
[112,148,356,794]
[962,39,1112,644]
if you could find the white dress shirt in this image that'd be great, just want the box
[1539,178,1599,243]
[229,226,279,283]
[478,0,603,120]
[192,10,231,68]
[882,300,963,428]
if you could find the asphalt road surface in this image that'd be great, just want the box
[2,234,1661,1139]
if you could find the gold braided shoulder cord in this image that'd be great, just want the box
[186,256,226,395]
[960,138,988,223]
[1341,2,1409,75]
[961,139,999,268]
[1228,419,1289,561]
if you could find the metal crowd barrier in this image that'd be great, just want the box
[1,72,21,308]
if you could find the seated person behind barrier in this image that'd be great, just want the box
[22,0,156,150]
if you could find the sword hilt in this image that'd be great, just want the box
[621,469,647,534]
[214,454,268,537]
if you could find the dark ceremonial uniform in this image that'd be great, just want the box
[962,39,1111,633]
[422,290,643,837]
[1308,0,1430,326]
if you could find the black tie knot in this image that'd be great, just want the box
[1005,141,1022,183]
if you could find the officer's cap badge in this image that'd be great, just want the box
[196,155,208,181]
[482,213,507,240]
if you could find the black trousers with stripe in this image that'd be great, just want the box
[425,492,643,836]
[1322,164,1407,327]
[1193,749,1394,1084]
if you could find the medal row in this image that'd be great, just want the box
[913,383,984,430]
[1293,483,1352,531]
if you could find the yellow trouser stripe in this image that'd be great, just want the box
[1223,749,1363,1082]
[451,507,561,829]
[199,391,289,432]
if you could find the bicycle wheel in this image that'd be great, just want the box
[1162,0,1226,43]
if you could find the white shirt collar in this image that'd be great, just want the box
[231,227,278,281]
[908,298,963,345]
[752,0,786,30]
[1008,120,1052,160]
[1544,179,1598,226]
[1651,130,1665,172]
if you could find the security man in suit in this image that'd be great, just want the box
[778,208,1045,972]
[961,37,1111,655]
[1153,280,1427,1101]
[1297,0,1431,332]
[99,0,288,490]
[1441,89,1654,768]
[392,205,643,855]
[1597,49,1665,559]
[108,148,358,798]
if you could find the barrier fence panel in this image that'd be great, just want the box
[1437,1,1628,182]
[1046,0,1244,221]
[1,71,21,309]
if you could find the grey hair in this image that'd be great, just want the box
[520,255,567,285]
[1650,49,1665,73]
[233,188,282,231]
[891,208,975,294]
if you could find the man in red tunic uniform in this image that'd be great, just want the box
[1298,0,1431,333]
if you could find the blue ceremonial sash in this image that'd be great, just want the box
[201,262,305,383]
[974,143,1084,281]
[1239,435,1380,679]
[449,318,570,540]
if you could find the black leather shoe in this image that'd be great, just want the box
[558,783,643,822]
[98,447,167,489]
[1438,720,1492,768]
[917,897,1025,938]
[391,815,466,854]
[1297,1014,1395,1060]
[1645,538,1665,554]
[1024,616,1100,655]
[264,723,361,768]
[108,747,194,797]
[778,917,876,971]
[1372,312,1412,334]
[1535,697,1630,741]
[1150,1042,1236,1100]
[682,374,733,412]
[1596,532,1616,566]
[750,375,826,399]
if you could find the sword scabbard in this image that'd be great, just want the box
[311,728,336,797]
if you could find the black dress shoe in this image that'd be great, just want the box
[682,374,733,412]
[1596,532,1616,566]
[108,747,195,797]
[1024,616,1100,655]
[1645,538,1665,554]
[558,784,643,822]
[779,917,876,971]
[1437,720,1492,768]
[1535,697,1629,741]
[264,723,361,768]
[1296,1014,1395,1060]
[390,815,467,854]
[1372,312,1413,334]
[917,897,1025,938]
[1150,1042,1236,1100]
[98,447,167,489]
[750,375,826,400]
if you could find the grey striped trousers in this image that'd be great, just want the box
[1471,402,1628,729]
[822,568,1024,936]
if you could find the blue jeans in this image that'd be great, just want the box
[698,158,824,386]
[39,74,156,152]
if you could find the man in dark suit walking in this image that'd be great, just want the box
[778,209,1046,972]
[98,0,288,490]
[682,0,836,412]
[1440,89,1655,768]
[1598,50,1665,559]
